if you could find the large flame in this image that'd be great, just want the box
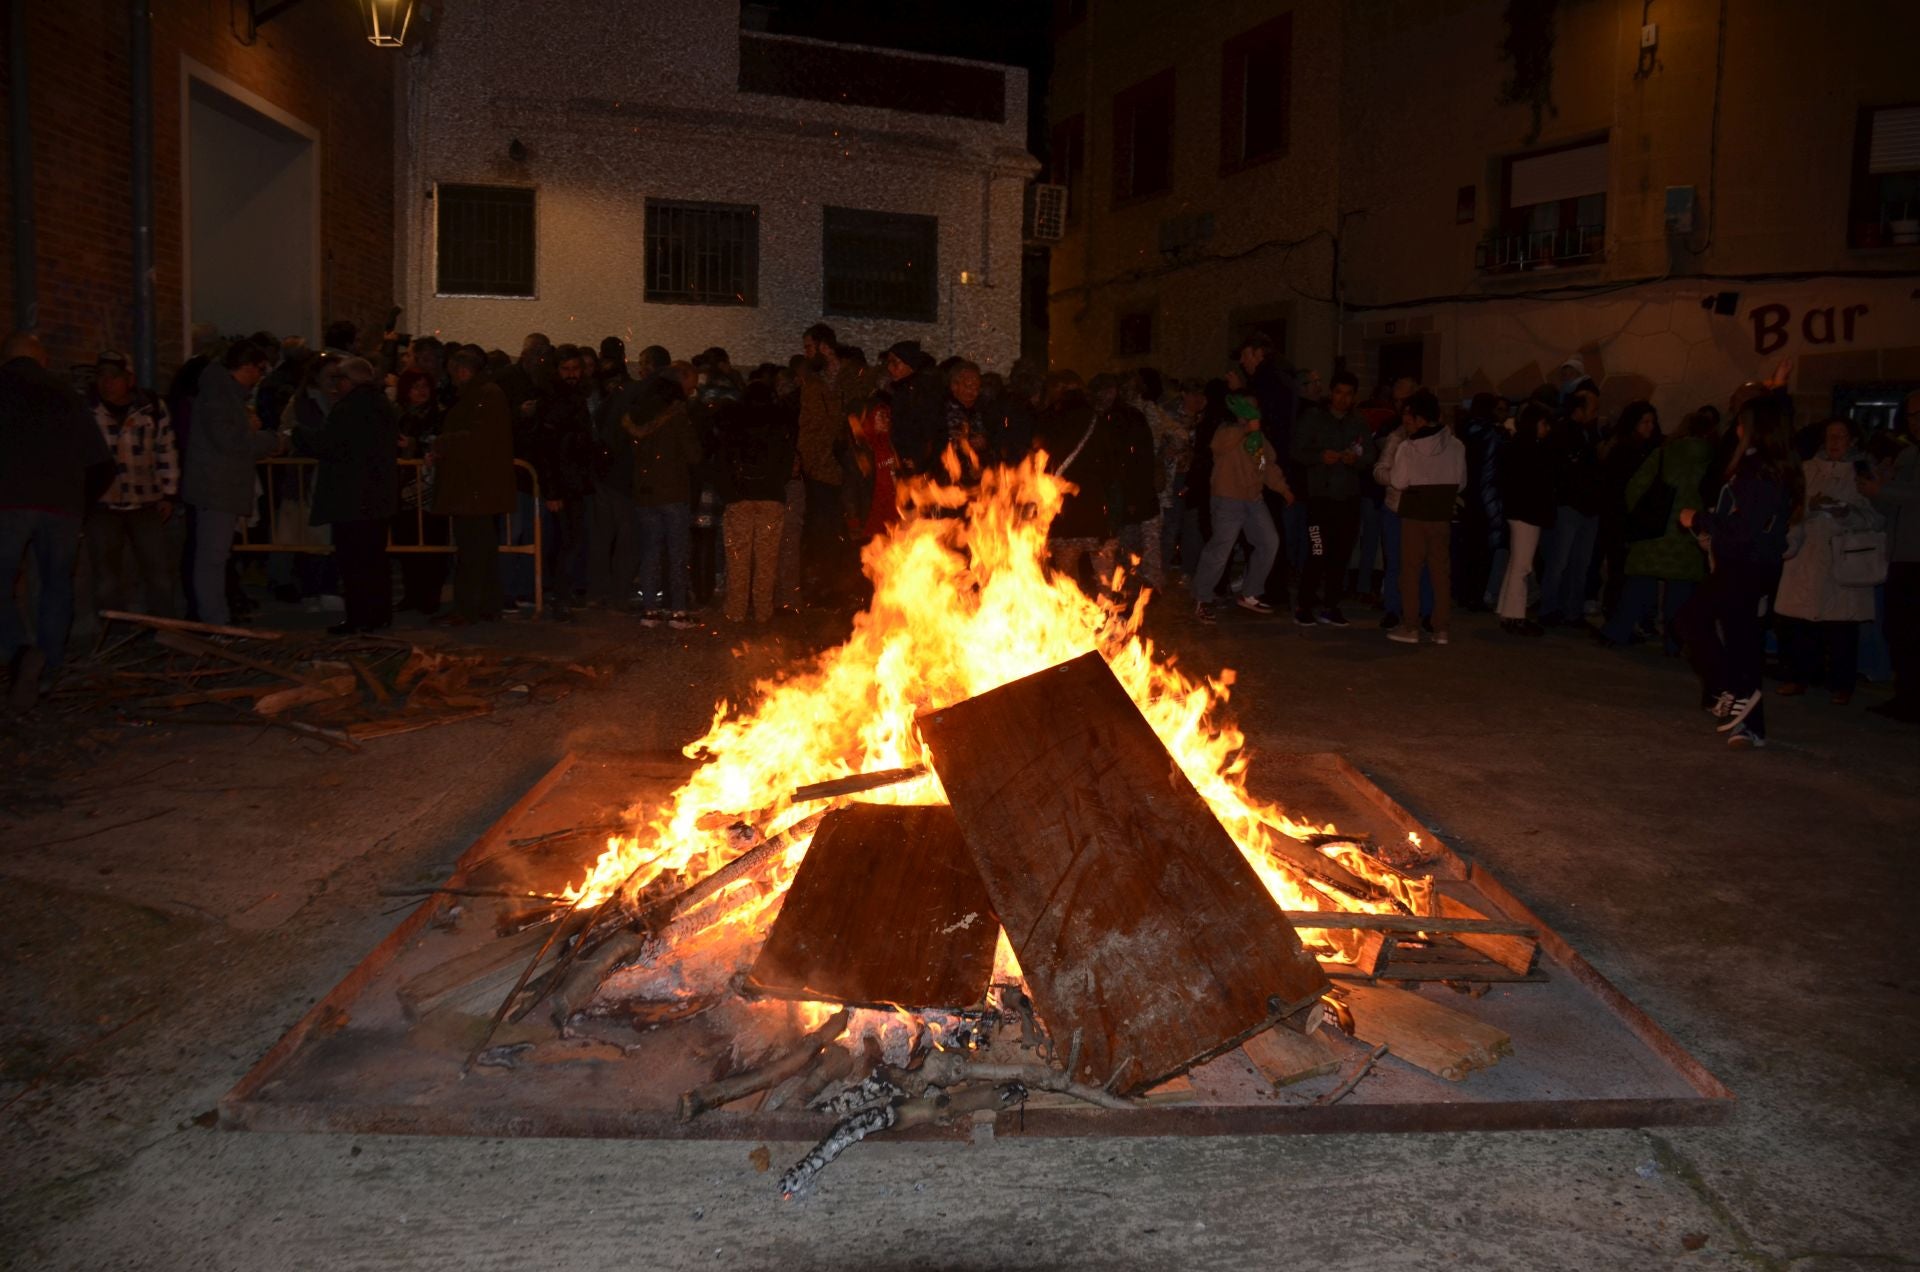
[565,455,1385,966]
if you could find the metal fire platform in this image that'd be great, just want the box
[221,750,1733,1140]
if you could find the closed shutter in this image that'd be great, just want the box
[1508,141,1609,209]
[1868,106,1920,174]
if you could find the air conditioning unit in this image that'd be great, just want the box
[1029,183,1069,243]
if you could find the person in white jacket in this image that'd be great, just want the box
[1385,389,1467,645]
[1775,417,1883,703]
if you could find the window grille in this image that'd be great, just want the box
[435,184,535,297]
[644,200,759,306]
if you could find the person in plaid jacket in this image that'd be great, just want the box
[86,351,179,616]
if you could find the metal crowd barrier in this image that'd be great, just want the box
[233,457,544,615]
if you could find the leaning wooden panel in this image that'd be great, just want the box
[744,803,998,1009]
[917,651,1329,1096]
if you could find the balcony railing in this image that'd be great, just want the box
[1477,225,1606,274]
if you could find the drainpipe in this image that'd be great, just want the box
[8,0,37,331]
[130,0,155,385]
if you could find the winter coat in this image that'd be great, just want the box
[1775,455,1882,622]
[0,357,112,516]
[1245,359,1298,465]
[1458,416,1506,548]
[887,359,945,476]
[1498,430,1559,529]
[529,385,598,503]
[1873,443,1920,564]
[627,400,702,508]
[1554,418,1606,515]
[1209,420,1292,504]
[717,401,797,504]
[1035,394,1118,540]
[93,393,178,510]
[181,363,280,516]
[1291,405,1377,501]
[1692,452,1793,570]
[297,383,399,526]
[796,370,844,486]
[432,378,516,517]
[1622,436,1712,583]
[1386,424,1466,522]
[1108,402,1161,523]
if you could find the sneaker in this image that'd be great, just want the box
[1387,628,1421,645]
[1420,618,1435,636]
[1716,690,1762,732]
[1236,595,1275,615]
[1318,608,1350,628]
[1294,608,1318,627]
[1725,725,1766,749]
[1379,614,1401,630]
[1706,691,1735,718]
[1429,630,1449,645]
[639,610,664,628]
[666,612,697,630]
[1194,602,1217,625]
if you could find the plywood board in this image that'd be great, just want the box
[745,803,997,1009]
[917,652,1330,1096]
[1342,982,1513,1082]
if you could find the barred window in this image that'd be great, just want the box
[435,184,535,297]
[644,200,759,306]
[822,206,938,324]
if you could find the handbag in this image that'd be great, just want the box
[1624,449,1674,542]
[1831,529,1889,587]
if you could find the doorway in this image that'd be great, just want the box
[184,72,318,347]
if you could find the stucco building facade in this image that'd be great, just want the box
[395,0,1037,370]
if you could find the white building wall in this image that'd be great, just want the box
[396,0,1035,369]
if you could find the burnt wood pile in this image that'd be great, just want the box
[394,653,1537,1193]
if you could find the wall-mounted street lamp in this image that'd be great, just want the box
[359,0,416,47]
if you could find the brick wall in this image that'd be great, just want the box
[0,0,396,383]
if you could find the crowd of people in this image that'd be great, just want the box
[2,320,1917,746]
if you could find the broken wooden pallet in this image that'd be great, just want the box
[917,651,1329,1097]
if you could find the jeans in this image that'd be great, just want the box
[1195,496,1278,601]
[1601,575,1696,651]
[1780,617,1860,695]
[188,506,241,627]
[1354,497,1383,593]
[1298,497,1361,612]
[1540,507,1599,621]
[0,509,82,670]
[1679,559,1780,737]
[85,504,175,617]
[587,488,641,602]
[1380,506,1435,621]
[635,501,691,614]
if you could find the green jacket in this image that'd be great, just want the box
[1622,436,1712,582]
[1290,405,1376,501]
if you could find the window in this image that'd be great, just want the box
[644,200,759,306]
[1849,105,1920,248]
[1220,13,1291,173]
[435,184,535,297]
[1050,113,1086,226]
[1112,69,1174,205]
[1116,309,1153,357]
[823,206,939,323]
[1480,138,1608,272]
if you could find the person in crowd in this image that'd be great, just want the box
[1118,368,1176,589]
[529,348,598,620]
[267,351,340,611]
[687,363,739,610]
[797,329,852,598]
[1350,379,1406,604]
[1594,400,1662,621]
[1538,383,1605,626]
[1190,392,1293,624]
[85,351,178,618]
[985,358,1041,466]
[1597,407,1716,652]
[1555,354,1589,403]
[1867,390,1920,722]
[941,360,993,487]
[408,336,449,404]
[1775,417,1883,703]
[1290,370,1376,626]
[1384,389,1465,646]
[1453,392,1506,613]
[1150,373,1197,584]
[292,357,397,635]
[623,374,702,629]
[1233,332,1300,609]
[882,340,944,478]
[842,395,900,546]
[1034,371,1121,596]
[716,379,797,625]
[182,339,284,627]
[392,368,449,615]
[1371,379,1435,633]
[1182,378,1235,599]
[0,332,113,708]
[431,348,515,625]
[589,344,668,606]
[1677,393,1804,749]
[1496,400,1558,636]
[1087,373,1160,591]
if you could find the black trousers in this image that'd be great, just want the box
[1678,559,1780,736]
[450,514,503,620]
[332,518,392,631]
[1258,486,1294,605]
[1885,560,1920,707]
[545,499,587,600]
[1298,496,1360,611]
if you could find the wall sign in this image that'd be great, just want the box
[1750,302,1871,356]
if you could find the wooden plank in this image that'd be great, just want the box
[917,651,1329,1096]
[744,803,997,1009]
[1284,910,1537,937]
[254,674,356,716]
[153,628,318,686]
[1325,960,1546,984]
[99,609,286,641]
[397,922,561,1022]
[1340,982,1512,1082]
[1434,892,1540,975]
[1241,1026,1344,1088]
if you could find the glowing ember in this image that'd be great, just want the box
[564,455,1396,976]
